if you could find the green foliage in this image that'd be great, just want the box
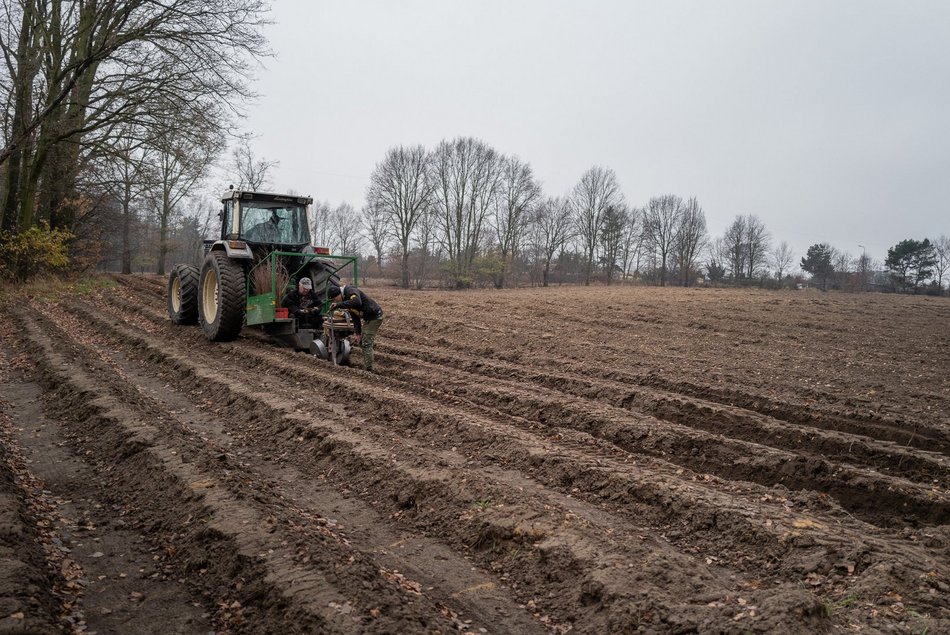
[472,253,504,287]
[885,238,937,293]
[801,243,834,290]
[0,223,74,283]
[705,259,727,285]
[822,593,858,617]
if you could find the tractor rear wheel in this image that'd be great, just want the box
[306,261,341,299]
[199,251,246,341]
[167,264,199,325]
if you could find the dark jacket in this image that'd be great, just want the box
[282,288,322,325]
[333,285,382,335]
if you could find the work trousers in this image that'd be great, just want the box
[361,314,384,370]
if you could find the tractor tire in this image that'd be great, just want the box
[167,264,199,325]
[199,251,246,342]
[306,261,341,299]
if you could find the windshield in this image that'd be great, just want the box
[240,201,310,245]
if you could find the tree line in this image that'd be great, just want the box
[0,2,946,294]
[0,0,269,280]
[348,138,949,295]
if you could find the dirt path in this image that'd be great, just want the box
[0,278,947,633]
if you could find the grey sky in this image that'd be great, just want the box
[239,0,950,264]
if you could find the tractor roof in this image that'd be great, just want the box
[221,190,313,205]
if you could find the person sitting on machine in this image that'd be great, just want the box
[281,277,323,329]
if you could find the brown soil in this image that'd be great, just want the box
[0,278,947,634]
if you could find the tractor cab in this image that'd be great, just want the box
[221,190,312,247]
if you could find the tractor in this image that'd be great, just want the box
[166,188,358,364]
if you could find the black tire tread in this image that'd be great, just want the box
[200,252,246,342]
[168,264,199,325]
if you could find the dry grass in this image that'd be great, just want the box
[250,258,290,297]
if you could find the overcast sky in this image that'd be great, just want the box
[236,0,950,263]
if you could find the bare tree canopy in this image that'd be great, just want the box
[529,195,574,287]
[672,197,708,287]
[743,215,771,279]
[571,166,623,286]
[492,155,541,288]
[643,194,684,286]
[231,138,279,191]
[360,200,389,276]
[771,241,795,282]
[0,0,270,233]
[934,235,950,293]
[366,144,433,288]
[430,137,501,288]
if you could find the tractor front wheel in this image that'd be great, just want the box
[167,264,199,325]
[199,252,246,341]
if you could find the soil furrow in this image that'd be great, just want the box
[15,306,465,634]
[60,297,770,632]
[25,277,945,633]
[44,298,548,634]
[379,337,948,487]
[66,291,950,631]
[387,316,949,453]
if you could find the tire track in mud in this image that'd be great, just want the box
[15,307,473,634]
[66,287,950,631]
[41,299,550,634]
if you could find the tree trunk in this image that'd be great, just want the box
[400,247,410,289]
[121,180,132,274]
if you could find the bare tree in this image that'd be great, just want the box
[833,249,852,290]
[366,144,433,288]
[411,204,440,290]
[721,216,747,283]
[90,126,156,274]
[642,194,683,286]
[150,119,217,275]
[743,215,771,280]
[600,204,629,285]
[311,200,332,248]
[571,166,623,285]
[934,234,950,294]
[705,238,729,285]
[855,249,873,292]
[672,197,708,286]
[430,137,501,287]
[360,200,389,276]
[0,0,271,234]
[619,206,642,281]
[492,155,540,288]
[327,202,363,258]
[231,136,278,190]
[771,241,795,283]
[530,196,573,287]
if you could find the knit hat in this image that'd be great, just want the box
[326,285,342,299]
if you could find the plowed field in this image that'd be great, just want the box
[1,278,947,634]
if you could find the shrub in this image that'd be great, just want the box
[0,223,74,283]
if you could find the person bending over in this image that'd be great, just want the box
[326,284,384,372]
